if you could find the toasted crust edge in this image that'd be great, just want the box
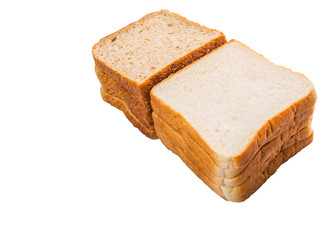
[223,134,313,202]
[232,89,316,167]
[100,88,157,139]
[96,66,153,129]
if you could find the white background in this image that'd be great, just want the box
[1,0,329,239]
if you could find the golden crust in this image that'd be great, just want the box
[96,66,153,129]
[232,90,316,168]
[100,88,157,139]
[154,116,225,197]
[222,134,313,202]
[101,85,153,129]
[95,66,150,108]
[153,113,312,186]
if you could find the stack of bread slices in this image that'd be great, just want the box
[93,10,226,139]
[92,10,316,202]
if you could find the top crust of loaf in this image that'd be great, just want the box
[93,10,226,102]
[151,40,316,168]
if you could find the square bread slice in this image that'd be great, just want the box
[93,10,227,138]
[151,40,316,201]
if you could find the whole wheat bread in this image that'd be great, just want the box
[93,10,226,138]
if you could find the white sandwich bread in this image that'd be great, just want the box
[92,10,227,138]
[151,40,316,202]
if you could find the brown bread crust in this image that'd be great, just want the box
[96,66,153,129]
[222,135,313,202]
[100,88,157,139]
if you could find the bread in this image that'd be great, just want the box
[93,10,227,138]
[151,40,316,201]
[153,114,312,186]
[155,113,313,201]
[97,67,156,138]
[153,105,314,178]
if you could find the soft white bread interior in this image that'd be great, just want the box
[151,40,316,168]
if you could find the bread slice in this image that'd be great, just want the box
[93,10,226,138]
[151,40,316,168]
[151,40,316,201]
